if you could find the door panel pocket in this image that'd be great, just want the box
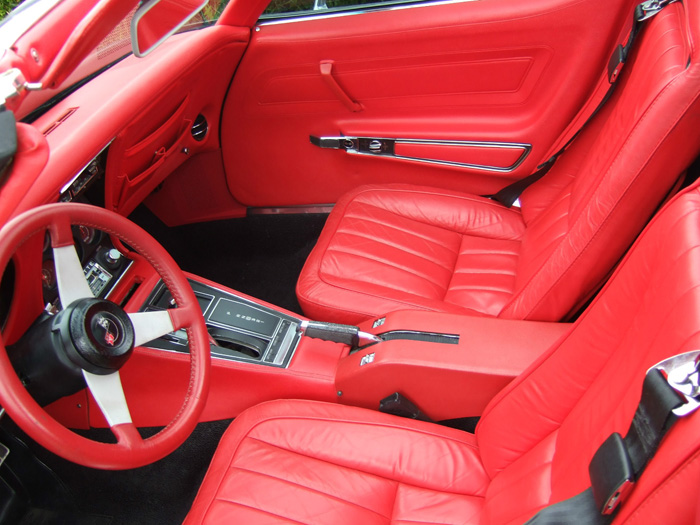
[106,96,191,215]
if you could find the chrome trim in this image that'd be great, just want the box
[258,0,477,26]
[207,297,281,339]
[247,205,334,215]
[379,329,460,344]
[142,279,304,368]
[312,135,531,173]
[651,350,700,417]
[0,441,8,469]
[393,138,531,172]
[274,323,299,365]
[103,259,134,301]
[60,140,113,195]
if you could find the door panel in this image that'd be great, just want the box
[222,0,636,207]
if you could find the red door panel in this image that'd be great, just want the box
[222,0,636,207]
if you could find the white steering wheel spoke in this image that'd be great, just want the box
[83,370,132,427]
[53,244,93,308]
[128,310,175,347]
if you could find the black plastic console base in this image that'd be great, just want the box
[140,279,302,367]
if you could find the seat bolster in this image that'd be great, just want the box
[343,184,526,240]
[185,399,489,525]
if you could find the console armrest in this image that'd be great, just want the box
[335,311,570,420]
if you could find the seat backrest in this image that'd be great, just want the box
[477,184,700,523]
[498,1,700,322]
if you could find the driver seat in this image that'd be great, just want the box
[185,186,700,523]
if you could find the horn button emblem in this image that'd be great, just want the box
[93,314,121,347]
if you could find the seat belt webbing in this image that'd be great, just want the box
[525,350,700,524]
[490,0,677,208]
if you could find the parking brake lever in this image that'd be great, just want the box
[299,320,380,348]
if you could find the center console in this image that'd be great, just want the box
[62,255,571,429]
[140,279,302,368]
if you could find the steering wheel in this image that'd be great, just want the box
[0,203,210,469]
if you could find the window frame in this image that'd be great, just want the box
[258,0,454,24]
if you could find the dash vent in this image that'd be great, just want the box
[43,107,78,136]
[191,114,208,142]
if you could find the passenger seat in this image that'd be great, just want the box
[297,1,700,324]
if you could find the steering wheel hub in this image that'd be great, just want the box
[65,298,135,374]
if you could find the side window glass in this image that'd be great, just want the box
[182,0,232,31]
[262,0,410,18]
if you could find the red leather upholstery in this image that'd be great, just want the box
[186,184,700,524]
[297,2,700,324]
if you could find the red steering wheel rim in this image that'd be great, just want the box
[0,203,210,469]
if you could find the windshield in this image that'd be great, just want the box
[1,0,230,119]
[63,0,229,89]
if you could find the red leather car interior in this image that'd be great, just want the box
[185,184,700,524]
[297,1,700,324]
[222,0,636,206]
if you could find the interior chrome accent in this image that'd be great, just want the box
[0,68,26,106]
[258,0,478,26]
[247,205,334,215]
[651,350,700,416]
[141,279,302,368]
[310,135,531,172]
[191,114,208,141]
[0,441,8,469]
[59,141,112,197]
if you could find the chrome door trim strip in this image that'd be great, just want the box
[257,0,478,27]
[311,135,532,173]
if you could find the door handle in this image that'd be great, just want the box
[310,136,394,155]
[319,60,363,113]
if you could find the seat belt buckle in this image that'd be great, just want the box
[650,350,700,416]
[608,44,625,83]
[589,432,636,515]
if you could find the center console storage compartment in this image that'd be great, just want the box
[141,279,302,367]
[335,310,571,420]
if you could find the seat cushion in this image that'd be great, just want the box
[297,184,525,324]
[184,399,490,525]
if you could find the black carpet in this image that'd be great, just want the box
[129,207,328,315]
[0,417,231,525]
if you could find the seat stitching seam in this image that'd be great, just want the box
[226,462,392,518]
[211,498,309,524]
[333,228,459,272]
[326,247,450,292]
[350,197,524,241]
[342,210,465,246]
[245,434,484,497]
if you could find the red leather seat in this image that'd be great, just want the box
[297,2,700,324]
[186,186,700,524]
